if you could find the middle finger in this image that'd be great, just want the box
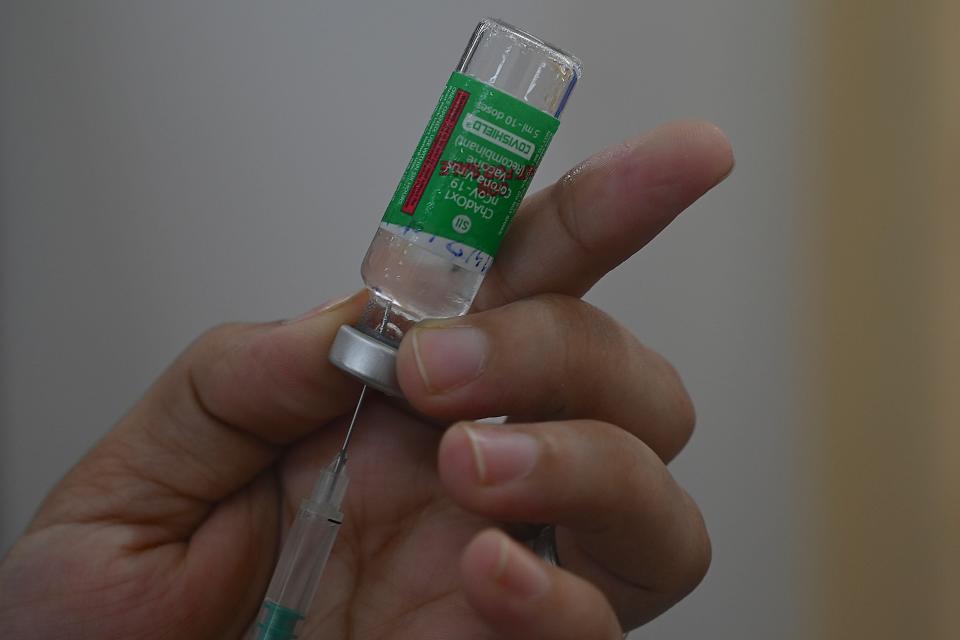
[395,293,694,462]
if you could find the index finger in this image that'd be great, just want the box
[474,120,734,310]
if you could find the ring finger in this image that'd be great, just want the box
[439,419,710,631]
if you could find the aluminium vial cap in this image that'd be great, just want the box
[328,325,402,397]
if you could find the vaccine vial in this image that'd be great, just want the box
[330,18,581,396]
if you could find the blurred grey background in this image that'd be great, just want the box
[0,1,799,638]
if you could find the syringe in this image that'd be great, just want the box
[247,386,368,640]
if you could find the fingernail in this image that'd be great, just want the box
[463,425,539,485]
[491,534,550,599]
[282,293,355,325]
[412,326,489,393]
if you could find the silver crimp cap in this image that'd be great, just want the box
[329,325,402,397]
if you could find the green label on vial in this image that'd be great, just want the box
[380,71,560,270]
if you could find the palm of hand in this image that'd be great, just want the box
[6,401,493,640]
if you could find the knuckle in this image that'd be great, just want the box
[186,322,260,383]
[531,294,622,361]
[672,494,712,594]
[660,358,697,452]
[536,428,565,466]
[635,348,696,459]
[189,322,250,359]
[687,521,712,590]
[517,294,699,461]
[526,419,611,482]
[552,172,591,254]
[571,420,639,517]
[179,321,273,420]
[497,296,589,412]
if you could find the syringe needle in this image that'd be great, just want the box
[340,385,367,455]
[335,300,383,457]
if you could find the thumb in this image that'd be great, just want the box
[32,290,367,536]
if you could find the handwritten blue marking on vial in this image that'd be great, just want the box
[446,242,465,258]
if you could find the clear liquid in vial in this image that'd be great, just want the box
[360,227,483,333]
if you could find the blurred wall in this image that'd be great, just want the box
[0,2,800,638]
[807,1,960,638]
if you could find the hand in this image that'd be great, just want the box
[0,121,733,640]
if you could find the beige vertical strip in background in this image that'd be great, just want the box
[928,0,960,636]
[809,1,957,638]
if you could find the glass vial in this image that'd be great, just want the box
[330,18,580,395]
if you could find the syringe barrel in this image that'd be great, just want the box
[334,18,581,396]
[249,462,348,640]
